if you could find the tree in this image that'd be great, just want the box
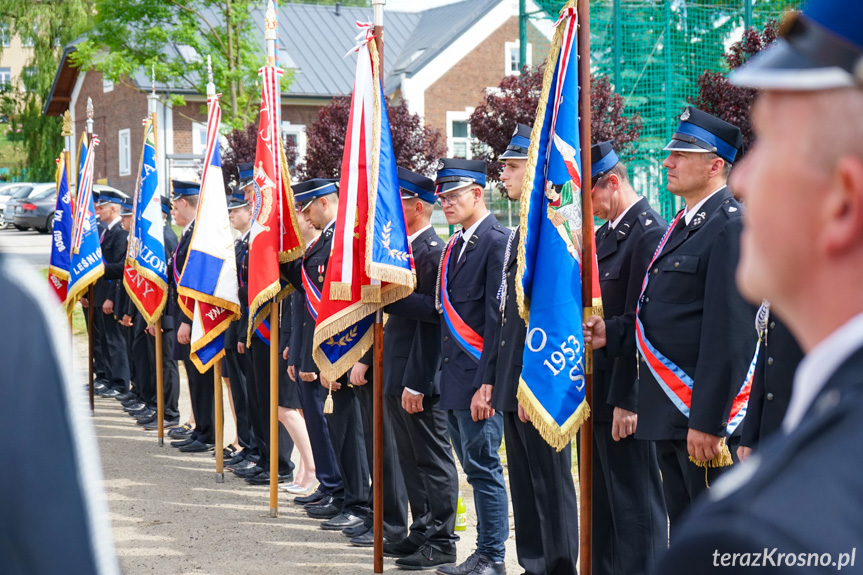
[694,21,780,151]
[220,121,297,189]
[0,0,94,181]
[469,67,642,185]
[73,0,268,130]
[300,97,445,180]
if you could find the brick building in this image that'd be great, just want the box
[44,0,551,196]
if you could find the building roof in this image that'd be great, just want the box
[44,0,502,115]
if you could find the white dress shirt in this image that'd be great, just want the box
[610,197,642,230]
[458,212,490,260]
[683,185,726,225]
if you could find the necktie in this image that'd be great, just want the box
[454,235,466,263]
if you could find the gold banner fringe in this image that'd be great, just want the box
[367,263,416,292]
[278,135,306,262]
[188,347,226,374]
[123,259,169,325]
[361,284,381,304]
[65,265,105,316]
[313,326,374,383]
[689,439,734,470]
[175,286,241,319]
[517,379,590,452]
[246,280,281,345]
[330,282,352,301]
[48,265,70,282]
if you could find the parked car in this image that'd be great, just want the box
[0,183,36,228]
[9,183,57,233]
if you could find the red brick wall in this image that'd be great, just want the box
[171,101,208,155]
[73,71,148,195]
[282,104,320,127]
[423,17,550,136]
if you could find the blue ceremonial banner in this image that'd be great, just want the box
[124,118,169,324]
[65,134,105,314]
[49,154,74,303]
[515,3,591,450]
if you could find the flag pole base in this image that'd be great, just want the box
[158,438,164,447]
[269,508,278,518]
[216,473,224,484]
[90,410,95,417]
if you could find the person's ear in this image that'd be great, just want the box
[822,155,863,257]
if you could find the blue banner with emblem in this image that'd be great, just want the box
[49,153,74,303]
[515,3,591,450]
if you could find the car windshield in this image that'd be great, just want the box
[31,188,56,200]
[8,186,35,199]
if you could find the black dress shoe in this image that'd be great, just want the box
[117,392,136,401]
[233,464,265,478]
[170,437,196,448]
[384,537,422,558]
[294,489,326,505]
[306,503,340,520]
[351,530,388,547]
[342,523,369,537]
[168,424,194,439]
[128,407,151,417]
[120,398,139,407]
[134,409,156,422]
[395,545,457,571]
[303,494,334,510]
[178,440,215,453]
[464,555,505,575]
[244,471,292,486]
[229,459,259,473]
[436,551,482,575]
[99,388,121,398]
[136,413,158,425]
[320,512,364,531]
[123,401,146,411]
[224,453,246,467]
[142,418,179,431]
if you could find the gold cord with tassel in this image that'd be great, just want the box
[323,381,334,414]
[689,437,734,488]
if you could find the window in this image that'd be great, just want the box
[505,41,533,76]
[103,78,113,92]
[118,129,131,176]
[281,122,306,171]
[22,67,37,92]
[0,68,10,90]
[446,110,474,159]
[22,24,37,48]
[192,122,207,156]
[0,24,9,48]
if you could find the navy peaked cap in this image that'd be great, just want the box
[434,158,487,195]
[499,123,532,160]
[398,167,436,204]
[664,106,743,164]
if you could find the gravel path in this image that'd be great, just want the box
[81,339,533,574]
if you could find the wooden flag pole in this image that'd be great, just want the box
[148,73,166,447]
[372,1,385,571]
[265,0,280,520]
[86,99,96,416]
[215,360,225,482]
[577,0,594,573]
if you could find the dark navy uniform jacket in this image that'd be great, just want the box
[740,316,803,449]
[281,224,335,375]
[382,226,444,397]
[636,187,757,440]
[437,214,508,410]
[653,345,863,574]
[169,222,194,360]
[225,233,248,351]
[94,220,127,306]
[482,228,525,413]
[594,197,667,422]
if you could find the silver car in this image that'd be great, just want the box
[0,183,35,228]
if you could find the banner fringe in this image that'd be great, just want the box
[517,379,589,451]
[313,325,374,383]
[175,286,241,319]
[689,439,734,470]
[330,282,352,301]
[361,284,381,304]
[278,135,306,262]
[188,346,225,374]
[65,264,105,316]
[247,280,280,345]
[368,263,415,291]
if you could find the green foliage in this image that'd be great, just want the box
[0,0,93,181]
[73,0,275,129]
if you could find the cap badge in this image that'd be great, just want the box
[436,159,446,171]
[680,108,691,121]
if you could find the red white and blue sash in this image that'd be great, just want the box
[301,237,322,320]
[634,210,757,436]
[439,234,483,362]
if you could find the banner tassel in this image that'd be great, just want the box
[689,438,734,488]
[323,384,334,414]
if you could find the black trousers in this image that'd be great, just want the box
[246,338,294,475]
[386,393,458,553]
[129,317,149,403]
[183,357,214,445]
[504,412,579,575]
[354,384,408,541]
[84,305,108,384]
[222,347,255,453]
[295,377,342,496]
[593,421,667,575]
[655,439,729,540]
[325,384,370,517]
[96,310,129,392]
[144,326,179,420]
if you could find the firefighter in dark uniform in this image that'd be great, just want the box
[618,108,755,535]
[281,179,366,529]
[584,141,668,575]
[168,180,216,453]
[93,189,131,398]
[483,124,580,575]
[433,158,509,575]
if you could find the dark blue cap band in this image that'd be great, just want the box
[436,168,486,188]
[399,178,436,204]
[675,122,738,164]
[592,150,620,179]
[239,168,253,180]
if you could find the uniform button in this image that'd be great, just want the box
[604,272,610,278]
[674,262,680,268]
[501,340,506,347]
[507,271,512,278]
[766,392,774,401]
[644,297,650,303]
[444,358,449,363]
[303,322,307,327]
[444,335,449,342]
[466,293,470,297]
[502,318,507,325]
[653,268,658,275]
[769,321,775,330]
[767,357,774,365]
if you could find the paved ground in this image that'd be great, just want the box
[0,227,52,267]
[75,337,531,574]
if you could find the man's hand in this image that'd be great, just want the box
[287,365,296,381]
[102,299,114,315]
[145,324,158,337]
[737,445,753,463]
[350,362,369,386]
[177,323,191,345]
[320,374,341,391]
[121,314,133,327]
[470,384,495,422]
[611,407,637,441]
[282,346,290,361]
[300,371,318,382]
[402,389,424,414]
[237,341,245,354]
[80,297,89,308]
[517,402,531,424]
[687,428,724,463]
[583,315,607,349]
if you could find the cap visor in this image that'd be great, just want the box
[499,150,528,160]
[663,140,713,153]
[730,40,855,91]
[436,180,475,195]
